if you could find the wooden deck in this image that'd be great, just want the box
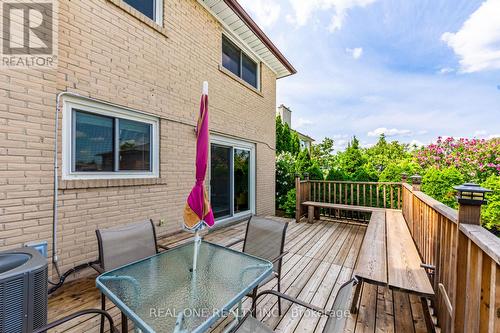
[48,217,430,333]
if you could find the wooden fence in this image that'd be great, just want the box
[402,183,500,332]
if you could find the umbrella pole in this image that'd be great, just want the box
[192,226,202,272]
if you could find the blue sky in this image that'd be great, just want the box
[239,0,500,150]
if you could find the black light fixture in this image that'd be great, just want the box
[453,183,492,206]
[401,172,407,182]
[410,174,422,184]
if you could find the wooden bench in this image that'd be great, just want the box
[301,201,382,223]
[352,209,435,332]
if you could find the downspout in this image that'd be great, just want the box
[52,91,83,277]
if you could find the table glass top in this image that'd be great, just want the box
[96,240,272,333]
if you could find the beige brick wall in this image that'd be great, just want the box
[0,0,277,275]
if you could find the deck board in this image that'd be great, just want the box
[47,216,430,332]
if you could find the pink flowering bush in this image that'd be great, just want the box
[416,137,499,234]
[416,137,500,182]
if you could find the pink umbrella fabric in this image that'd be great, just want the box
[183,82,215,230]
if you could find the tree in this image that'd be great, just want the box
[326,168,347,181]
[365,134,410,173]
[296,149,313,175]
[276,152,297,209]
[276,115,284,153]
[379,160,422,182]
[421,167,464,208]
[482,175,500,234]
[336,136,366,179]
[311,137,335,171]
[290,131,301,156]
[276,115,301,156]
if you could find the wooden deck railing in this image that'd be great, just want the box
[295,176,402,222]
[402,183,500,333]
[295,176,500,331]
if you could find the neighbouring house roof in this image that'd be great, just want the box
[198,0,297,78]
[295,130,314,143]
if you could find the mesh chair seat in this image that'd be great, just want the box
[96,220,158,271]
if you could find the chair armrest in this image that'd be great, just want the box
[226,238,244,248]
[90,263,104,274]
[33,309,119,333]
[271,251,289,264]
[157,244,170,252]
[255,290,329,315]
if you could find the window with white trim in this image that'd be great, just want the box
[222,35,259,89]
[123,0,163,24]
[62,97,159,180]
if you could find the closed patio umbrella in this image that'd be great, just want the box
[183,81,214,272]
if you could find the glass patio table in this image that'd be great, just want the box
[96,240,272,333]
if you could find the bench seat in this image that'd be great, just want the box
[353,210,387,285]
[386,210,434,297]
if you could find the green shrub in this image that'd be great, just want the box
[379,161,422,182]
[306,163,324,180]
[282,188,296,217]
[296,149,313,175]
[276,152,297,209]
[326,168,348,181]
[352,164,378,182]
[482,175,500,233]
[421,167,464,208]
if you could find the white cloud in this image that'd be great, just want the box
[441,0,500,73]
[238,0,281,28]
[294,117,314,129]
[438,67,455,75]
[473,130,500,139]
[346,47,363,59]
[409,139,425,147]
[367,127,412,137]
[473,130,488,137]
[287,0,377,32]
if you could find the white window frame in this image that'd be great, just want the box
[123,0,163,25]
[221,32,261,90]
[61,96,160,180]
[209,135,256,224]
[155,0,163,25]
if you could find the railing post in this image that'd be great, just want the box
[295,173,301,223]
[452,183,492,332]
[304,173,310,201]
[411,174,422,191]
[401,172,408,183]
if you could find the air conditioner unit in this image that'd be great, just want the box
[0,247,48,333]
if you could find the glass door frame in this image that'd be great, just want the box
[209,135,256,224]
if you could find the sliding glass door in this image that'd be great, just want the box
[234,149,250,214]
[210,145,232,219]
[210,137,254,222]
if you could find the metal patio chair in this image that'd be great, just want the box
[227,216,289,315]
[33,309,118,333]
[233,277,358,333]
[93,219,169,333]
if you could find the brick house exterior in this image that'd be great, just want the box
[0,0,295,277]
